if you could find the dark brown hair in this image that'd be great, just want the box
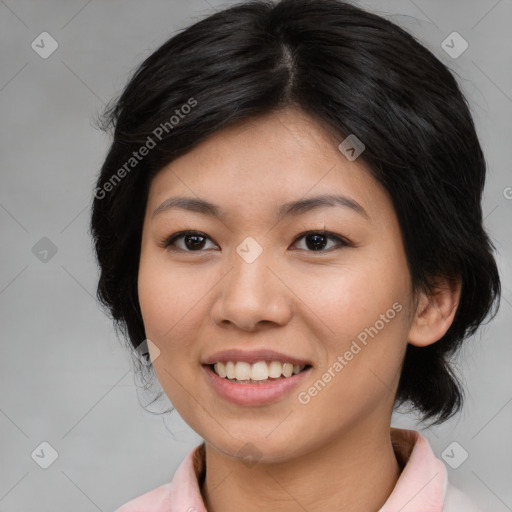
[90,0,501,424]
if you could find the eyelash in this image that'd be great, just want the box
[159,229,351,254]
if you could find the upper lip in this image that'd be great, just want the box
[202,348,312,367]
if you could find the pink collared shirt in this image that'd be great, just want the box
[114,428,481,511]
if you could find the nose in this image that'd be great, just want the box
[210,251,293,332]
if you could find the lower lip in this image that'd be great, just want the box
[202,364,312,406]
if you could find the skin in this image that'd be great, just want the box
[138,108,461,512]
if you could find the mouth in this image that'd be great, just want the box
[202,362,313,406]
[205,361,313,384]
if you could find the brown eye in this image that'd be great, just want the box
[162,231,218,252]
[160,229,350,254]
[292,231,349,252]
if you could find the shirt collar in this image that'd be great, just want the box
[378,428,447,511]
[125,428,448,511]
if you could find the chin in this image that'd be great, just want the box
[206,431,307,466]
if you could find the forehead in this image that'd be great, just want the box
[146,108,393,222]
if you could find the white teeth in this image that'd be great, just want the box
[235,361,251,380]
[212,361,307,381]
[251,361,269,380]
[268,360,282,378]
[282,362,293,378]
[215,361,227,378]
[225,361,236,379]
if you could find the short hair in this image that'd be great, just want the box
[90,0,501,424]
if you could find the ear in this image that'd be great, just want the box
[407,277,462,347]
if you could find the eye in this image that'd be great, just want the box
[161,230,218,252]
[292,230,349,252]
[160,229,350,253]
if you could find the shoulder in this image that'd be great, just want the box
[113,483,172,512]
[386,429,483,512]
[112,442,206,512]
[443,482,483,512]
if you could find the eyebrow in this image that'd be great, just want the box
[152,193,370,221]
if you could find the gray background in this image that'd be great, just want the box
[0,0,511,510]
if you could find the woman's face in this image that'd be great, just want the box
[138,108,416,463]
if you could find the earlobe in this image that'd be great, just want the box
[407,277,461,348]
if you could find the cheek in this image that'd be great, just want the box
[137,256,204,409]
[317,258,410,337]
[137,252,216,405]
[138,252,209,341]
[311,252,412,386]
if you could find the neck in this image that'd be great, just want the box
[200,423,401,512]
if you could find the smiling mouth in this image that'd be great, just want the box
[206,361,313,384]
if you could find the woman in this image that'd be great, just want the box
[90,0,501,510]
